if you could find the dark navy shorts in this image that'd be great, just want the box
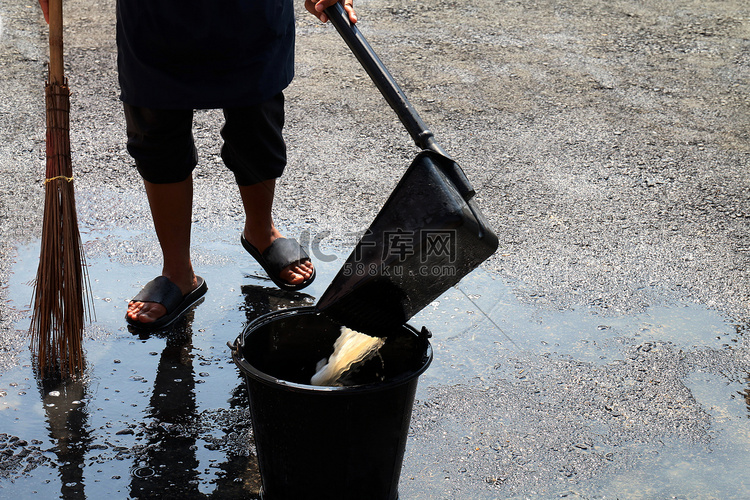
[123,92,286,186]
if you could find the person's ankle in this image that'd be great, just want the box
[243,225,281,252]
[161,269,196,295]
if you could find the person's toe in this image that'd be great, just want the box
[127,301,167,324]
[280,259,314,285]
[295,260,314,279]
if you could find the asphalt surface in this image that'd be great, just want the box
[1,0,749,498]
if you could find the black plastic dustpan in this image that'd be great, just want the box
[315,4,499,336]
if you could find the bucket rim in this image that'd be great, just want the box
[232,307,433,394]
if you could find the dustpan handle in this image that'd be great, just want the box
[326,3,447,157]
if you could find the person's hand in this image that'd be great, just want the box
[305,0,357,24]
[38,0,50,23]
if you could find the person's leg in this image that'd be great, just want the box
[126,177,199,323]
[123,104,202,324]
[238,179,314,286]
[222,94,314,287]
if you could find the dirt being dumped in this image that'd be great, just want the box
[310,326,385,386]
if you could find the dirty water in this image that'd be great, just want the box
[0,226,748,499]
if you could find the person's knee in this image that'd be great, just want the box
[124,104,198,183]
[221,93,286,186]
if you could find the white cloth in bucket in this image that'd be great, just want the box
[311,326,385,386]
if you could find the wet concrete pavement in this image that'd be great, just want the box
[1,0,749,498]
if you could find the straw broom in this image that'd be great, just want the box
[30,0,92,377]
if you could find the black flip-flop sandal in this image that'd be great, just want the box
[126,276,208,330]
[241,235,316,292]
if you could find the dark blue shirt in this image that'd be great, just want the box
[116,0,295,109]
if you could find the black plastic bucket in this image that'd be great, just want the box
[232,307,432,500]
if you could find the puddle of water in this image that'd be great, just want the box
[415,268,744,384]
[0,227,748,499]
[405,272,750,499]
[596,369,750,499]
[620,371,750,498]
[1,233,321,498]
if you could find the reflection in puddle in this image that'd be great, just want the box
[129,324,201,497]
[0,232,748,499]
[40,373,90,498]
[0,240,319,498]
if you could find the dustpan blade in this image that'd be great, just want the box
[317,151,498,336]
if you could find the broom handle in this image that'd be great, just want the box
[48,0,64,84]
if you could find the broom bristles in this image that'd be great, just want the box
[30,80,93,378]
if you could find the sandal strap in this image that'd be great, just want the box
[131,276,184,312]
[262,238,310,273]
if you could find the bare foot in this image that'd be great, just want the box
[127,274,198,324]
